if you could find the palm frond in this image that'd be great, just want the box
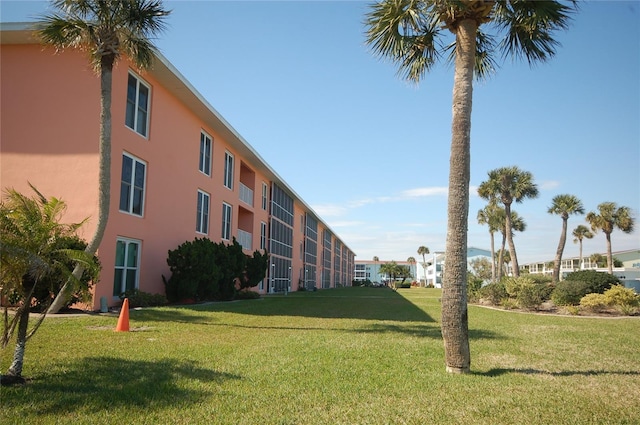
[365,0,442,83]
[494,0,578,65]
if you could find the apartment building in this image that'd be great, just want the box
[0,23,354,309]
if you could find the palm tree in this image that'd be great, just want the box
[407,256,416,284]
[365,0,576,374]
[585,202,635,274]
[572,224,594,270]
[548,194,584,282]
[1,186,98,385]
[495,209,525,280]
[417,246,430,286]
[477,202,502,282]
[373,256,379,283]
[36,0,171,314]
[478,166,539,278]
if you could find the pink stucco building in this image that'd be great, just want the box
[1,23,355,310]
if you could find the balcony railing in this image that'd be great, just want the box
[237,229,252,250]
[239,183,253,207]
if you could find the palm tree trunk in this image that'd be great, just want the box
[552,217,568,283]
[442,18,476,375]
[489,231,496,282]
[497,233,506,281]
[578,239,583,270]
[605,232,613,274]
[504,203,520,277]
[5,302,30,382]
[48,60,114,314]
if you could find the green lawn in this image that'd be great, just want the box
[2,287,639,424]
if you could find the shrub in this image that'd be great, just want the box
[517,282,553,310]
[551,280,591,306]
[235,290,261,300]
[564,270,620,294]
[580,293,607,312]
[467,273,483,302]
[500,298,518,309]
[603,285,639,315]
[479,281,507,306]
[120,289,167,308]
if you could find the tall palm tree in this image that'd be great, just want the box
[1,187,98,385]
[36,0,171,313]
[478,166,539,278]
[585,202,635,274]
[572,224,594,270]
[548,194,584,282]
[417,245,430,286]
[477,202,502,282]
[365,0,576,374]
[373,255,379,283]
[407,256,417,283]
[495,209,525,280]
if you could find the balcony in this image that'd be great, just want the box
[239,182,253,207]
[237,229,252,251]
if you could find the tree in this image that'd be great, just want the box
[585,202,635,274]
[477,203,502,282]
[407,256,417,283]
[417,246,430,286]
[365,0,576,373]
[572,224,594,270]
[548,194,584,283]
[478,166,539,278]
[373,256,379,283]
[492,207,525,280]
[1,186,98,385]
[37,0,171,314]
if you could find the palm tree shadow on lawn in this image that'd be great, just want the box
[475,368,640,377]
[1,357,240,416]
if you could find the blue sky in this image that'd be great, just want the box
[2,0,639,265]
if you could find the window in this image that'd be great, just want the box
[222,202,232,240]
[119,153,146,216]
[199,132,212,176]
[260,221,267,250]
[125,73,150,137]
[261,182,268,210]
[113,238,140,296]
[224,151,234,189]
[196,190,210,234]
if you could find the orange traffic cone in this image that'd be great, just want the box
[115,298,130,332]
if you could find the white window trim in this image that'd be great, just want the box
[125,72,151,138]
[224,151,234,190]
[113,237,141,298]
[119,152,147,217]
[222,202,232,240]
[199,131,212,176]
[262,182,268,210]
[196,190,210,235]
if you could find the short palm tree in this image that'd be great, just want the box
[1,187,98,385]
[477,202,502,282]
[585,202,635,274]
[572,224,594,269]
[548,194,584,282]
[365,0,577,374]
[36,0,171,313]
[373,256,380,283]
[417,245,430,286]
[478,166,538,278]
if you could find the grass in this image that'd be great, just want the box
[1,287,639,424]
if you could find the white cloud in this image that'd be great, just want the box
[540,180,560,190]
[400,187,448,198]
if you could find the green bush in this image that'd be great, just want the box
[235,290,261,300]
[479,281,507,306]
[517,282,553,310]
[564,270,620,294]
[551,280,591,306]
[120,289,167,308]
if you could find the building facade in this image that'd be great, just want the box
[0,23,354,309]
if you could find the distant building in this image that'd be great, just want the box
[520,249,640,285]
[355,247,491,288]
